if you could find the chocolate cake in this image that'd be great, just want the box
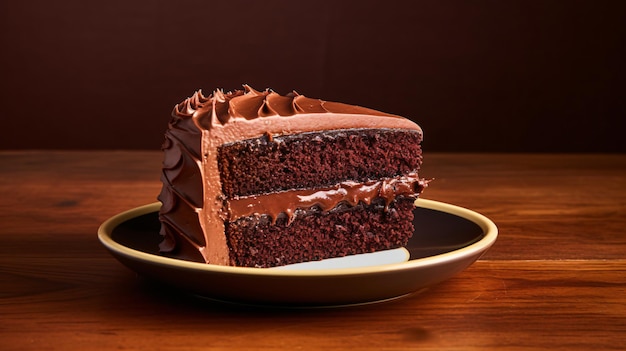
[158,86,427,268]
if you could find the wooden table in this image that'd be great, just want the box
[1,151,625,350]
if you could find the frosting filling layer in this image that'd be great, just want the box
[226,173,428,223]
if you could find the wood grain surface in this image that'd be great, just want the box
[1,151,625,350]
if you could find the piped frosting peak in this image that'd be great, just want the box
[173,85,400,131]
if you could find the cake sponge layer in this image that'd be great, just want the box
[218,128,422,197]
[225,197,415,268]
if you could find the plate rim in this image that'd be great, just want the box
[98,198,498,277]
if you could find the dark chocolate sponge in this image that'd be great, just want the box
[218,128,422,197]
[226,197,416,268]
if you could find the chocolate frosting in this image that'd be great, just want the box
[227,173,429,224]
[177,86,404,130]
[159,86,424,265]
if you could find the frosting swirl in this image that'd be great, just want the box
[174,85,401,130]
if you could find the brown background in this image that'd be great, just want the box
[1,0,625,152]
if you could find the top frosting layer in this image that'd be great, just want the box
[172,85,420,135]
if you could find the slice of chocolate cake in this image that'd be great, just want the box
[158,86,427,268]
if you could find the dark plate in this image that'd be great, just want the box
[98,199,497,307]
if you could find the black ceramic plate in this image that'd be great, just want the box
[98,199,497,307]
